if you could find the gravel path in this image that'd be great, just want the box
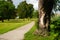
[0,21,35,40]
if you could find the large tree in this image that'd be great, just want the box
[0,1,7,22]
[0,0,16,22]
[26,4,34,18]
[6,2,16,20]
[17,1,34,18]
[36,0,55,36]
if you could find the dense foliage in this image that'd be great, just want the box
[0,0,16,22]
[17,1,34,18]
[51,15,60,40]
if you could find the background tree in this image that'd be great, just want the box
[0,0,16,22]
[32,10,38,18]
[17,1,27,18]
[26,4,34,18]
[0,1,7,22]
[17,1,34,18]
[6,2,16,20]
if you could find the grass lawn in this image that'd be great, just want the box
[0,19,31,34]
[24,22,58,40]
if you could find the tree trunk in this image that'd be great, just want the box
[8,18,10,21]
[1,18,4,22]
[35,0,55,36]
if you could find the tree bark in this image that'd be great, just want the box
[35,0,55,36]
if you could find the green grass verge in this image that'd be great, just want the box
[24,23,58,40]
[0,19,31,23]
[0,19,31,34]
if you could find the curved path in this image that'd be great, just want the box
[0,21,35,40]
